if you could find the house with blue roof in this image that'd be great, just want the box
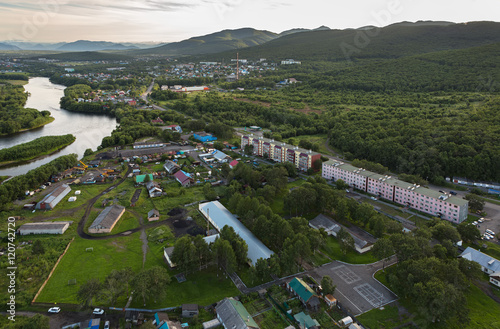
[194,132,217,143]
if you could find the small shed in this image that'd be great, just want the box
[148,209,160,221]
[182,304,199,318]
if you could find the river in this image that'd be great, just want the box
[0,77,117,177]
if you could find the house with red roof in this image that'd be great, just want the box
[151,117,164,124]
[229,160,239,169]
[174,171,193,187]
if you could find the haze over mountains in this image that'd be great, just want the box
[2,21,499,61]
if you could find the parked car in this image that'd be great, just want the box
[93,308,105,315]
[370,196,378,201]
[48,307,61,314]
[104,321,110,329]
[439,190,445,193]
[478,218,484,223]
[450,191,457,195]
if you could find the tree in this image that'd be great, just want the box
[171,236,197,273]
[337,227,355,255]
[84,148,93,157]
[255,258,270,281]
[464,194,485,212]
[31,239,45,255]
[321,275,336,295]
[335,179,349,190]
[431,222,461,243]
[244,144,254,156]
[372,238,394,271]
[146,266,171,303]
[335,198,351,222]
[20,314,50,329]
[77,278,102,308]
[103,268,133,305]
[132,270,152,307]
[213,238,237,273]
[457,223,481,243]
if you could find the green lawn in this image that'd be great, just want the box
[129,266,240,308]
[255,308,291,329]
[269,179,306,215]
[374,266,500,329]
[36,234,144,305]
[357,305,408,329]
[320,235,378,264]
[293,134,334,156]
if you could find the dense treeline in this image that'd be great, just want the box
[156,77,213,87]
[0,134,75,162]
[0,154,77,209]
[328,96,500,182]
[0,73,29,81]
[150,89,186,101]
[0,84,52,134]
[173,93,330,138]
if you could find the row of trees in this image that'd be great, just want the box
[171,226,248,274]
[0,135,75,162]
[0,154,78,209]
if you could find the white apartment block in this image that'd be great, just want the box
[322,160,469,223]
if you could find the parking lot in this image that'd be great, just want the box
[311,259,398,315]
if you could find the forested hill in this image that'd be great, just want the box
[302,42,500,92]
[193,21,500,62]
[132,28,278,56]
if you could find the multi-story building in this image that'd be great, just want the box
[322,159,469,223]
[241,134,321,171]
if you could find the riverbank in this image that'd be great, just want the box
[0,135,76,168]
[0,116,55,137]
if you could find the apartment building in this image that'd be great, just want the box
[322,160,469,223]
[241,135,321,171]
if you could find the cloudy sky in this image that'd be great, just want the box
[1,0,499,43]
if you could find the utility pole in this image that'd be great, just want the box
[236,52,239,80]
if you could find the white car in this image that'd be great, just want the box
[478,218,484,223]
[93,308,105,315]
[371,196,378,201]
[48,307,61,314]
[104,321,110,329]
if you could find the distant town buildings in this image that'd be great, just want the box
[241,135,321,171]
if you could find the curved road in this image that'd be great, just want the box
[76,167,184,240]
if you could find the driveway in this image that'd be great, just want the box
[309,258,398,316]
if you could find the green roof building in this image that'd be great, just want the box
[294,312,320,329]
[135,174,153,184]
[287,278,321,311]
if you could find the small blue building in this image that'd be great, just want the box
[193,132,217,143]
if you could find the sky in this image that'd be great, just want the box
[1,0,499,43]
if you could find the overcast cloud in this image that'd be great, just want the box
[1,0,499,42]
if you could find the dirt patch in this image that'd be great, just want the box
[168,207,184,216]
[130,189,142,205]
[110,240,126,251]
[290,104,322,115]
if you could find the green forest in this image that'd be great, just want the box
[0,83,53,135]
[0,134,75,163]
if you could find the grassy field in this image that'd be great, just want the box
[374,266,500,329]
[320,235,378,264]
[269,179,306,215]
[129,266,240,308]
[357,305,408,329]
[292,134,335,156]
[36,234,144,305]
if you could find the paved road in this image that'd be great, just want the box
[233,256,398,316]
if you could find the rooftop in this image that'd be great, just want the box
[460,247,500,273]
[199,201,273,265]
[89,205,125,230]
[244,134,320,156]
[289,277,315,302]
[216,298,259,329]
[19,222,70,232]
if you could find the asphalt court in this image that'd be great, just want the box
[354,283,386,308]
[332,265,361,284]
